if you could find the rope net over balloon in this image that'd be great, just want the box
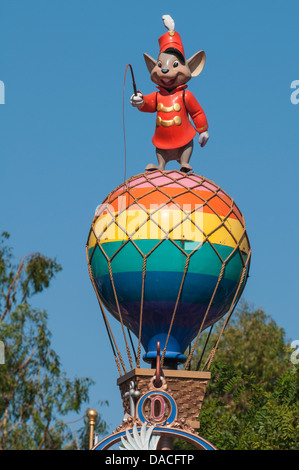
[86,170,251,375]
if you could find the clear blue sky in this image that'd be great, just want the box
[1,0,298,439]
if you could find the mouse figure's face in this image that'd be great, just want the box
[150,52,191,90]
[144,49,206,91]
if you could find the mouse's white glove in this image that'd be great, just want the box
[198,130,209,147]
[130,92,144,108]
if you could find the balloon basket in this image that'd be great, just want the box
[117,368,210,431]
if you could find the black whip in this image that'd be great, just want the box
[123,63,138,181]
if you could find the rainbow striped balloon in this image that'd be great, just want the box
[87,171,250,364]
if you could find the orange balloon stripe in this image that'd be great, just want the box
[101,187,243,222]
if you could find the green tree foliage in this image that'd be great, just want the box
[185,302,299,450]
[0,232,107,449]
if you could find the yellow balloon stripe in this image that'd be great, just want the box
[88,208,249,254]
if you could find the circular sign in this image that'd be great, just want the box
[136,390,177,425]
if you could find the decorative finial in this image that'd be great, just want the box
[87,408,98,450]
[124,381,140,417]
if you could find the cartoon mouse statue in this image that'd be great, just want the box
[131,15,209,173]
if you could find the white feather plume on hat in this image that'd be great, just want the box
[162,15,175,32]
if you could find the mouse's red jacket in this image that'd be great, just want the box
[138,84,208,150]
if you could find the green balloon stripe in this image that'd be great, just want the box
[89,240,247,283]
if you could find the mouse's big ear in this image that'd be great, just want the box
[144,53,157,74]
[187,50,206,77]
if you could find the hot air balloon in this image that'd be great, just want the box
[86,170,251,371]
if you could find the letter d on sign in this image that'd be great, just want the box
[0,81,4,104]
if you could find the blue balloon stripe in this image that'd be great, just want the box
[92,271,239,360]
[94,270,238,305]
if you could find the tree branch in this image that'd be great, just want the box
[0,254,35,323]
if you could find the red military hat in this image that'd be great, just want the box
[158,30,185,60]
